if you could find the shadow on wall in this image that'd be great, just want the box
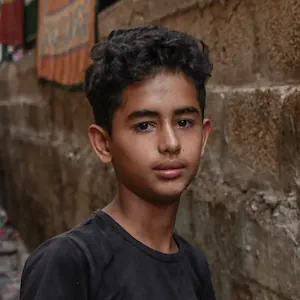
[0,167,8,211]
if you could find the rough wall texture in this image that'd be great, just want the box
[0,0,300,299]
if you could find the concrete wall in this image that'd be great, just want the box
[0,0,300,299]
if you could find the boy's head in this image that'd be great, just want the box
[86,25,212,203]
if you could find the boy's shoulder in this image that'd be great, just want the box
[176,233,207,258]
[26,212,113,271]
[175,234,214,296]
[175,234,212,275]
[21,213,115,300]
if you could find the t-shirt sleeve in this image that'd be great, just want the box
[20,236,89,300]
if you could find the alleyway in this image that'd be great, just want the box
[0,0,300,299]
[0,208,28,300]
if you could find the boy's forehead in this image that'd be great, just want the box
[119,72,199,113]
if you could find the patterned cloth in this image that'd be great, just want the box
[37,0,96,88]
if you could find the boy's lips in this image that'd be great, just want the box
[152,161,186,179]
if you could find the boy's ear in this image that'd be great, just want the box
[201,118,212,157]
[88,124,112,163]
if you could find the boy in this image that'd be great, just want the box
[20,25,215,299]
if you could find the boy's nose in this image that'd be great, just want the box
[158,125,181,154]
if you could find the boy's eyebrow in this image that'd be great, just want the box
[127,109,159,120]
[127,106,200,121]
[174,106,200,115]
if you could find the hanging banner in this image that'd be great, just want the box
[24,0,38,43]
[37,0,96,88]
[0,0,24,46]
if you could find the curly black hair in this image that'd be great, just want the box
[85,25,212,134]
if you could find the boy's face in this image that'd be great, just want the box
[89,71,211,204]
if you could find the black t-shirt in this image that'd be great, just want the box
[20,211,216,300]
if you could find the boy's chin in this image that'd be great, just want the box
[147,194,182,205]
[148,185,188,204]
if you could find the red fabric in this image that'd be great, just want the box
[0,0,24,46]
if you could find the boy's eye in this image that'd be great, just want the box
[135,122,155,132]
[177,119,194,128]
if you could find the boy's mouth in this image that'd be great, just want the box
[152,161,186,179]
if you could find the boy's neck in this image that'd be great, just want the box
[102,184,180,254]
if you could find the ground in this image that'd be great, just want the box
[0,207,28,300]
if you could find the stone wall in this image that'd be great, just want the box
[0,53,117,249]
[0,0,300,299]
